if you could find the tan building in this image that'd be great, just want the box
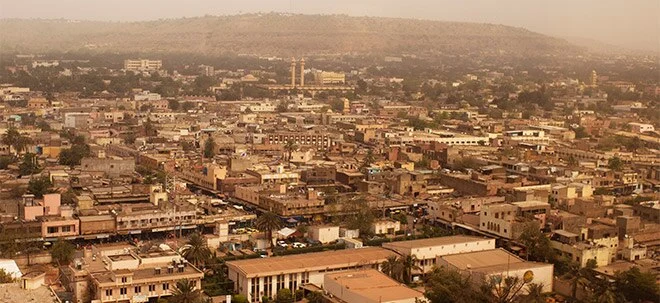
[437,248,554,294]
[67,244,203,303]
[226,247,396,302]
[383,236,495,275]
[324,269,427,303]
[123,59,162,71]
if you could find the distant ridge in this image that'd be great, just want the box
[0,13,582,57]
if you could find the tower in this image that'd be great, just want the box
[290,57,296,87]
[299,58,305,87]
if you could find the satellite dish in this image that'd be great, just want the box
[523,270,534,283]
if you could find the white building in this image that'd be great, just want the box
[226,247,396,302]
[628,123,655,133]
[124,59,162,71]
[382,236,495,274]
[309,225,340,244]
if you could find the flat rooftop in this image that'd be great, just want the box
[382,235,491,250]
[325,269,424,302]
[440,248,550,274]
[226,247,395,278]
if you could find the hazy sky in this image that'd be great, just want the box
[1,0,658,52]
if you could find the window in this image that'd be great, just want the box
[148,285,156,292]
[163,283,169,290]
[121,277,127,283]
[120,288,127,295]
[135,286,141,294]
[105,289,113,297]
[47,227,58,234]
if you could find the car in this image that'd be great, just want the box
[232,205,244,210]
[277,241,288,247]
[292,242,306,248]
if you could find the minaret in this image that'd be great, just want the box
[299,58,305,87]
[591,70,598,87]
[290,57,296,87]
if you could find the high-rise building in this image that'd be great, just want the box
[123,59,163,71]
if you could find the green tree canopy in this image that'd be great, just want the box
[27,176,53,198]
[50,239,75,264]
[181,232,211,268]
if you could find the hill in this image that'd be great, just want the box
[0,14,581,57]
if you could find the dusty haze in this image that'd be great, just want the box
[0,0,658,52]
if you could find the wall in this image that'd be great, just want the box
[310,226,339,244]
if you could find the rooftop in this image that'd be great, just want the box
[325,269,424,303]
[382,235,491,251]
[226,247,395,277]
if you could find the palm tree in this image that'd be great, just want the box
[14,135,32,154]
[169,279,204,303]
[401,255,422,284]
[181,233,211,268]
[590,278,621,303]
[381,255,404,282]
[2,127,21,155]
[255,211,282,250]
[521,283,547,303]
[283,140,297,165]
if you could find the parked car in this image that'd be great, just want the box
[277,241,288,247]
[292,242,306,248]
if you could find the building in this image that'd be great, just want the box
[437,248,553,293]
[67,245,203,303]
[628,123,655,134]
[226,247,396,302]
[309,225,339,244]
[383,236,495,274]
[371,219,401,235]
[313,71,346,85]
[123,59,162,71]
[324,269,427,303]
[479,201,550,239]
[80,157,136,178]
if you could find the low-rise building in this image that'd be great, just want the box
[382,236,495,274]
[226,247,396,302]
[324,269,427,303]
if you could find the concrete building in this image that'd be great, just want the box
[123,59,162,71]
[628,123,654,133]
[383,236,495,274]
[479,201,550,239]
[437,248,553,294]
[81,157,136,178]
[67,244,203,303]
[313,71,346,85]
[371,219,401,235]
[226,247,396,302]
[324,269,427,303]
[309,225,339,244]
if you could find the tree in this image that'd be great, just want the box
[27,176,53,198]
[567,260,596,300]
[19,153,41,175]
[2,127,21,155]
[607,156,623,171]
[50,239,75,264]
[381,255,404,282]
[517,222,553,262]
[255,212,282,250]
[0,268,15,283]
[203,137,215,159]
[614,267,659,303]
[520,283,547,303]
[401,254,422,284]
[424,267,485,303]
[181,233,211,268]
[143,118,156,137]
[168,99,181,111]
[232,294,248,303]
[169,279,204,303]
[344,198,375,237]
[481,274,528,303]
[361,149,375,169]
[275,288,293,303]
[305,291,323,303]
[283,140,297,165]
[59,143,91,167]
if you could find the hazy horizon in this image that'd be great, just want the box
[0,0,658,52]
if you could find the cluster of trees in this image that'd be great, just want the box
[58,131,91,167]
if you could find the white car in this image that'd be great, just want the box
[292,242,306,248]
[277,241,288,247]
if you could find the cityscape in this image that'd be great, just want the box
[0,1,658,303]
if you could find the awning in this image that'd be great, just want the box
[277,227,297,238]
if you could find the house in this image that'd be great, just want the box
[324,269,427,303]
